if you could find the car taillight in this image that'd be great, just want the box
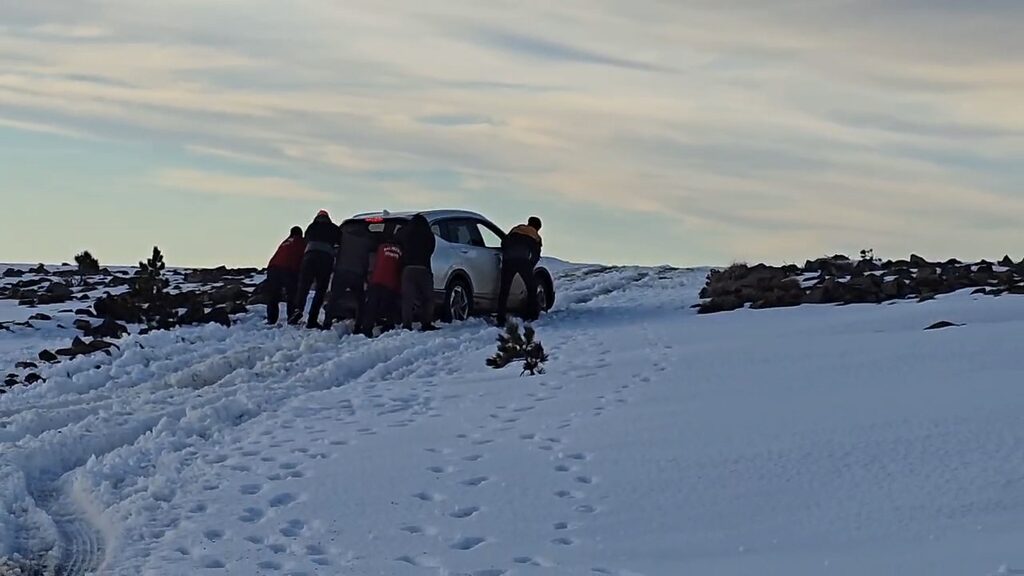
[365,217,385,223]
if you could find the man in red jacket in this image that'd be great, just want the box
[265,226,306,325]
[360,232,403,337]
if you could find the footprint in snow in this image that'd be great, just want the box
[269,492,298,508]
[256,560,282,571]
[460,476,491,487]
[238,507,264,523]
[450,536,487,550]
[395,554,442,567]
[239,484,262,495]
[200,556,226,569]
[448,506,481,519]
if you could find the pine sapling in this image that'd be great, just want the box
[134,246,169,298]
[486,321,549,376]
[520,324,549,376]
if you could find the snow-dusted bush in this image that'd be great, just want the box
[487,321,549,376]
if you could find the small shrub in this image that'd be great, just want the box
[133,246,169,298]
[487,321,549,376]
[74,250,100,275]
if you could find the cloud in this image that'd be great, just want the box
[0,116,99,140]
[3,0,1024,264]
[458,26,671,72]
[156,169,333,201]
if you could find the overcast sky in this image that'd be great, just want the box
[2,0,1022,267]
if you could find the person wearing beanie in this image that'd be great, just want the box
[265,226,306,325]
[496,216,543,325]
[290,210,339,328]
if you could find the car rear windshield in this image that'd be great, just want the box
[341,217,407,240]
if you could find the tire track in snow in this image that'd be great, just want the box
[1,318,496,574]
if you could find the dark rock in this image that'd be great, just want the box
[179,302,206,325]
[185,266,262,284]
[202,306,231,327]
[105,276,132,288]
[1008,284,1024,295]
[209,284,248,305]
[4,377,17,387]
[971,287,988,295]
[75,308,96,317]
[918,293,936,302]
[751,288,803,309]
[74,318,93,332]
[924,321,960,331]
[698,295,744,314]
[78,294,91,301]
[28,313,53,322]
[2,268,25,278]
[993,270,1016,286]
[85,318,129,339]
[29,264,49,274]
[37,282,73,305]
[38,349,59,363]
[94,294,143,324]
[15,361,38,369]
[25,373,45,385]
[881,278,908,299]
[86,339,119,354]
[909,254,932,267]
[999,255,1015,267]
[225,302,248,315]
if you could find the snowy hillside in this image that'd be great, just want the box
[2,264,1024,575]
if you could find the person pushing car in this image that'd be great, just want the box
[496,216,543,326]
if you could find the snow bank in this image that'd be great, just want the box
[2,265,1024,575]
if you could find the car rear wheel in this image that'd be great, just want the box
[535,272,554,313]
[445,278,473,322]
[535,280,550,314]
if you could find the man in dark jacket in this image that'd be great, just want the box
[324,222,374,330]
[496,216,543,326]
[398,214,437,331]
[265,226,305,325]
[290,210,339,328]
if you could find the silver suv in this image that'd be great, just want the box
[343,210,555,321]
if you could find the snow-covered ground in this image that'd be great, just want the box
[2,263,1024,575]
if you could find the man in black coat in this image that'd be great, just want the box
[398,214,438,331]
[290,210,339,328]
[496,216,543,326]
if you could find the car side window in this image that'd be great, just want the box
[445,220,486,247]
[434,220,458,244]
[475,222,503,249]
